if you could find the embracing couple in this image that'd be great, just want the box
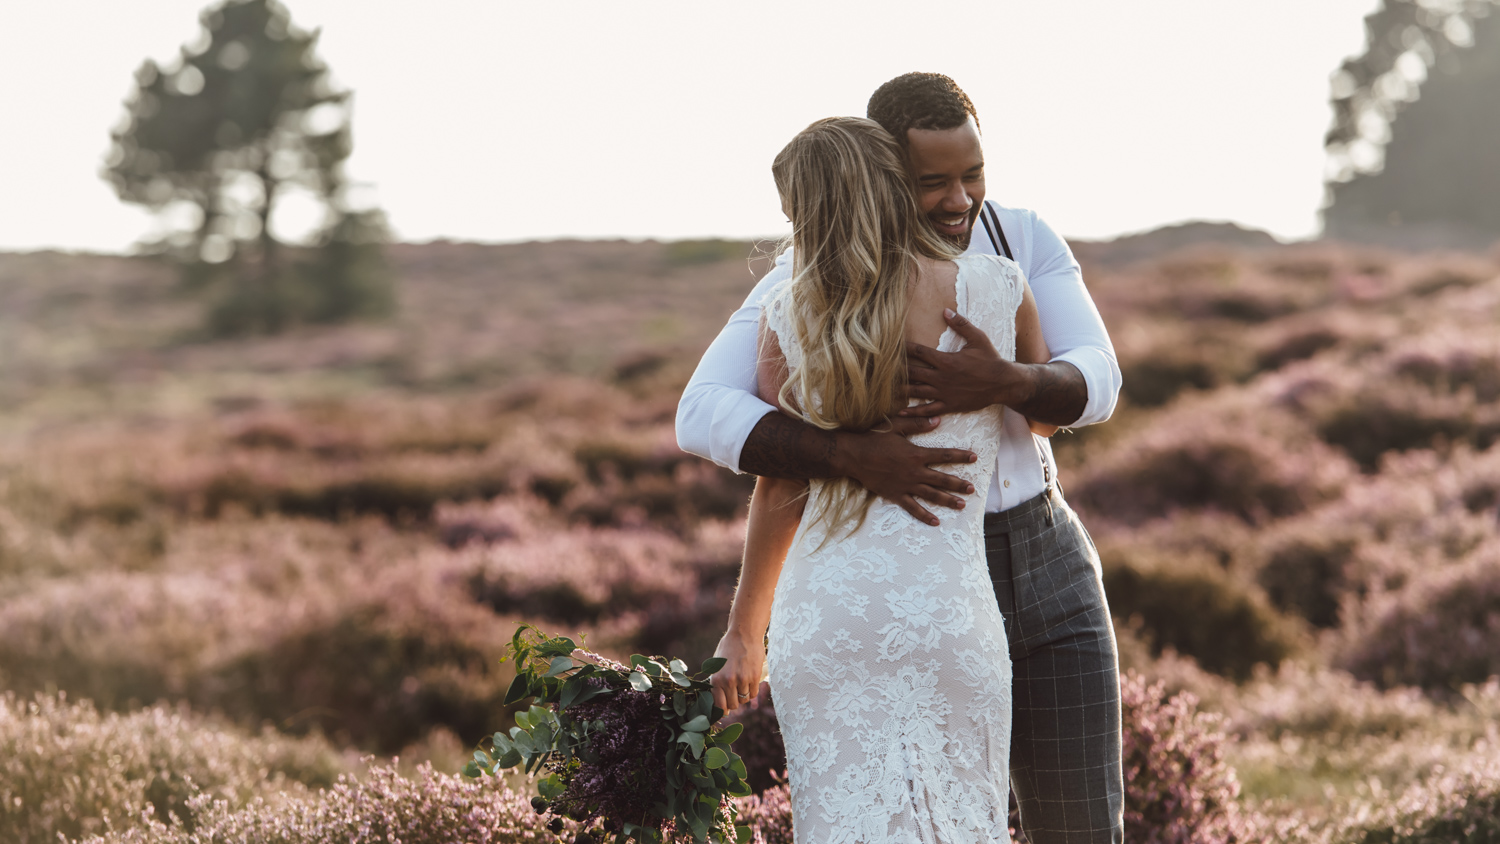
[677,73,1124,844]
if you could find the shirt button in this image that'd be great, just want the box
[1003,479,1011,488]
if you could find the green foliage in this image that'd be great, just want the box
[1103,551,1302,680]
[105,0,393,335]
[1256,534,1356,629]
[468,626,752,844]
[207,592,515,752]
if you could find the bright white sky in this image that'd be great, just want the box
[2,0,1379,252]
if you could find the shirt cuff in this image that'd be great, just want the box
[1052,347,1121,428]
[711,392,779,473]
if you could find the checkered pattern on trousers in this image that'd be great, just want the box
[983,485,1123,844]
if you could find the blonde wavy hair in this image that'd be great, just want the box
[769,116,962,537]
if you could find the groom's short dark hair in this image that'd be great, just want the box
[867,72,980,151]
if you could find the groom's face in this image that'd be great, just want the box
[905,116,986,248]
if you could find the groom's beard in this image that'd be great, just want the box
[930,206,981,250]
[940,226,974,251]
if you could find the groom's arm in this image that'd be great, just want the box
[675,252,977,526]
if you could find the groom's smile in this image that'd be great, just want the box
[905,116,986,247]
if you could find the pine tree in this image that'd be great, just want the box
[105,0,392,334]
[1323,1,1500,243]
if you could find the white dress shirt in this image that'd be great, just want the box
[675,201,1121,513]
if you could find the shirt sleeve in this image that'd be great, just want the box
[675,248,793,472]
[1024,211,1121,427]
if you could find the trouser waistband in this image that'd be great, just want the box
[981,485,1063,535]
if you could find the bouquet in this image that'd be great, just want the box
[466,625,753,844]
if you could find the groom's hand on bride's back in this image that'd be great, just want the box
[836,417,977,528]
[902,309,1021,417]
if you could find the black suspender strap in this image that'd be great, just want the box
[978,201,1013,260]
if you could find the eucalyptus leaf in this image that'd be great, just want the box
[700,656,727,675]
[715,721,744,744]
[735,825,752,844]
[538,774,565,800]
[704,747,728,769]
[571,684,608,707]
[559,676,583,709]
[681,714,710,732]
[629,670,653,691]
[496,748,522,769]
[544,655,574,678]
[673,691,688,716]
[511,731,535,754]
[678,730,705,757]
[669,658,689,674]
[537,636,577,657]
[671,671,693,688]
[692,692,713,719]
[532,720,555,749]
[503,673,531,705]
[630,654,650,668]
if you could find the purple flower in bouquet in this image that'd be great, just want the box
[550,687,671,829]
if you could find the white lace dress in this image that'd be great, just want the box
[763,253,1021,844]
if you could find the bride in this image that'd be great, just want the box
[710,116,1053,844]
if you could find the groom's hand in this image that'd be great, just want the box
[903,308,1031,418]
[833,417,977,527]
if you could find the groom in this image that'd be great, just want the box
[677,73,1124,843]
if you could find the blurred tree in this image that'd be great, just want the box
[105,0,393,335]
[1323,0,1500,243]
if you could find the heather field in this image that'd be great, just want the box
[2,233,1499,842]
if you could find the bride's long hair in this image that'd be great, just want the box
[770,116,962,537]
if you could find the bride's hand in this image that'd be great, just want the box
[710,629,765,716]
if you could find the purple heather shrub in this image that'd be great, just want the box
[88,762,571,844]
[435,494,555,547]
[1386,333,1500,402]
[1302,737,1500,844]
[463,524,699,624]
[1119,670,1249,844]
[0,692,344,844]
[0,535,517,751]
[1241,445,1500,629]
[1250,315,1363,374]
[1223,662,1442,742]
[732,779,793,844]
[720,689,787,794]
[462,515,746,663]
[1261,333,1500,471]
[1069,394,1351,526]
[1336,538,1500,692]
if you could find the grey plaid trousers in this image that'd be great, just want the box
[983,485,1123,844]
